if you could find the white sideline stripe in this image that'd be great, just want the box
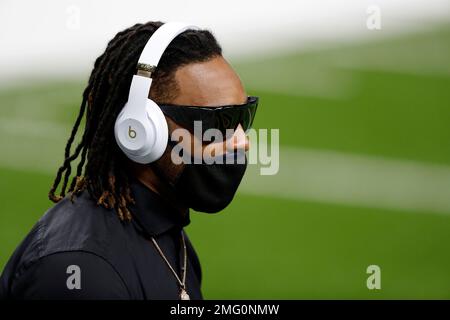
[0,118,76,174]
[0,118,69,140]
[241,147,450,214]
[1,118,450,214]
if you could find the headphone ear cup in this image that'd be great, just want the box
[141,99,169,163]
[114,99,168,164]
[114,101,151,160]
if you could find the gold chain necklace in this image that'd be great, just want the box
[151,230,190,300]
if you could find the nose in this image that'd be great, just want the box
[229,124,249,152]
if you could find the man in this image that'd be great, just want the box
[0,21,258,299]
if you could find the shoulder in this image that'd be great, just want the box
[9,251,130,299]
[3,192,132,292]
[33,191,125,258]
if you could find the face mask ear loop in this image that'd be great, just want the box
[148,144,188,211]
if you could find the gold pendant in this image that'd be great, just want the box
[180,288,190,300]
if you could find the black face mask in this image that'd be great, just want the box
[171,155,247,213]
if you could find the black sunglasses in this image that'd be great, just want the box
[158,96,259,136]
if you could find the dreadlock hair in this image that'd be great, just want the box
[48,21,222,221]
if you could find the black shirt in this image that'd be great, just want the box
[0,180,203,300]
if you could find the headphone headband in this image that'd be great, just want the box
[126,22,199,118]
[136,22,199,78]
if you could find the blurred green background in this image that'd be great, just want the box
[1,25,450,299]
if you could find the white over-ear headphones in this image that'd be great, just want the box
[114,22,199,164]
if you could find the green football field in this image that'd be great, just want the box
[1,26,449,299]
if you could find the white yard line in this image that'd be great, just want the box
[1,117,450,214]
[0,117,69,140]
[0,118,76,174]
[241,147,450,214]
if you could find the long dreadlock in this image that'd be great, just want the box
[48,21,222,221]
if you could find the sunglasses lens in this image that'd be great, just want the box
[160,96,258,137]
[219,112,233,132]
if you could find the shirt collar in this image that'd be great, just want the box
[129,178,190,237]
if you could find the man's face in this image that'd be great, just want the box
[171,55,247,106]
[154,55,250,182]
